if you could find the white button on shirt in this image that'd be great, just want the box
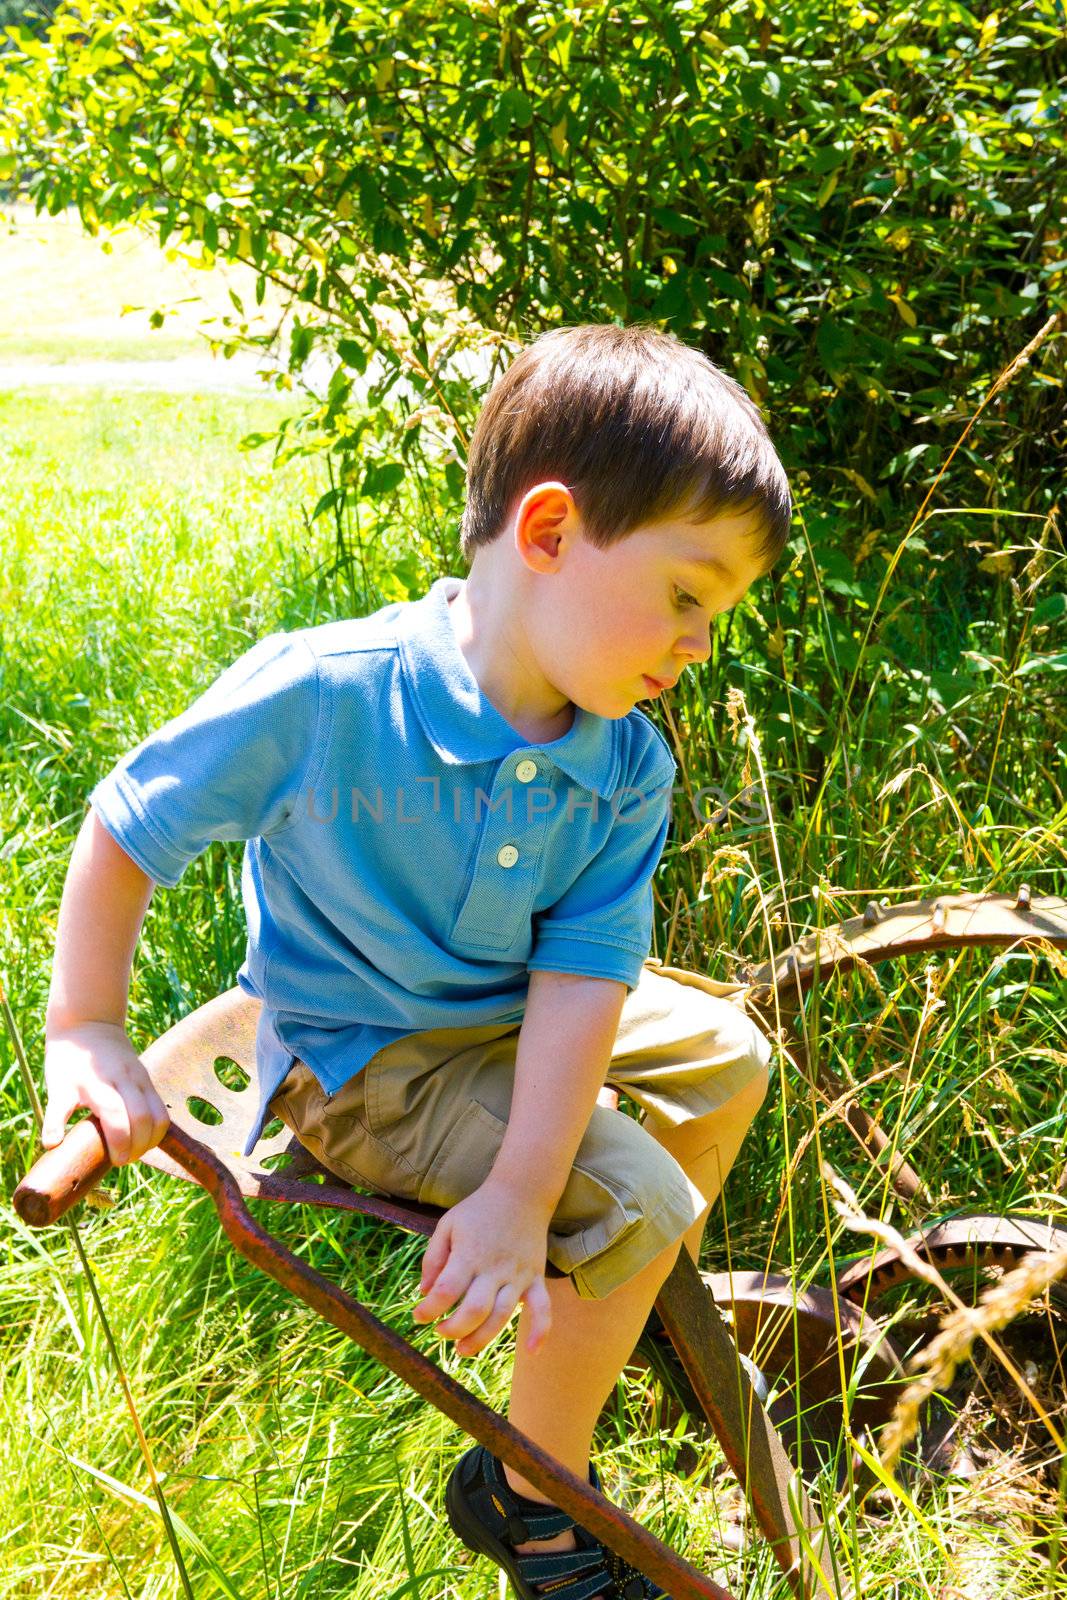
[515,758,538,783]
[497,844,519,868]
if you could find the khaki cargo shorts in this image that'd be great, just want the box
[269,957,772,1300]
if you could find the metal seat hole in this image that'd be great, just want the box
[186,1096,224,1127]
[213,1056,250,1092]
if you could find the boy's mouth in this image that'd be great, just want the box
[642,674,675,693]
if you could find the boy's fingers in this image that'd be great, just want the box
[417,1216,453,1296]
[413,1255,473,1324]
[145,1086,170,1143]
[455,1286,520,1356]
[521,1276,552,1353]
[127,1086,169,1161]
[94,1083,135,1166]
[41,1087,76,1148]
[434,1275,500,1341]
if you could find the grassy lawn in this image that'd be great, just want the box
[0,378,1065,1598]
[0,204,284,365]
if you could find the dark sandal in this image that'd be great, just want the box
[445,1443,668,1600]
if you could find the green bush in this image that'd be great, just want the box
[2,0,1061,489]
[1,0,1063,795]
[0,1,52,35]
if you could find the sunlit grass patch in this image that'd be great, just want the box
[0,204,283,366]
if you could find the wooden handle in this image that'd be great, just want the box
[13,1118,113,1227]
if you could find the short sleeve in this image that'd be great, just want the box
[528,758,675,991]
[90,633,320,886]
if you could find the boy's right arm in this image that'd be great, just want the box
[41,808,169,1166]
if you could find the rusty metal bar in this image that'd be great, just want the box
[655,1251,842,1599]
[159,1123,736,1600]
[744,891,1067,1004]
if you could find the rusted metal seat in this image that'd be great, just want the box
[14,890,1067,1600]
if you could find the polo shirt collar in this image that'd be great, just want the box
[397,575,621,799]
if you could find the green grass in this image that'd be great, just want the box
[0,332,211,363]
[1,386,1066,1598]
[0,204,284,365]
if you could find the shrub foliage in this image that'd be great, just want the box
[1,0,1063,797]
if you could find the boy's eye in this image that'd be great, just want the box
[673,587,701,610]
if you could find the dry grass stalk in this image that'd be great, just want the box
[988,312,1060,398]
[878,1242,1067,1468]
[822,1165,1067,1468]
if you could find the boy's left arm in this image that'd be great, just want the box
[413,968,627,1356]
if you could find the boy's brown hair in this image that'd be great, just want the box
[460,324,791,567]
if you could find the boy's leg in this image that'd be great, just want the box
[505,1234,682,1504]
[653,1062,770,1267]
[503,1062,768,1508]
[607,959,773,1268]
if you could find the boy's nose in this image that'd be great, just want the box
[677,629,711,666]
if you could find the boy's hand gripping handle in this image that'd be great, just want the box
[13,1119,113,1227]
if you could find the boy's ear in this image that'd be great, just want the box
[513,482,581,573]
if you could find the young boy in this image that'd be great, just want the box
[42,324,790,1600]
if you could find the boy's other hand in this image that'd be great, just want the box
[42,1022,170,1167]
[413,1177,553,1358]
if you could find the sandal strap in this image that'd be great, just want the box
[517,1538,666,1600]
[455,1447,665,1600]
[606,1548,667,1600]
[462,1448,578,1543]
[516,1543,613,1600]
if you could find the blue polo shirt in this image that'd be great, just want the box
[90,575,677,1155]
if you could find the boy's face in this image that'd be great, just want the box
[519,493,770,719]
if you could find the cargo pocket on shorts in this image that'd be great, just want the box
[545,1162,641,1279]
[320,1093,423,1200]
[549,1117,703,1299]
[416,1097,507,1210]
